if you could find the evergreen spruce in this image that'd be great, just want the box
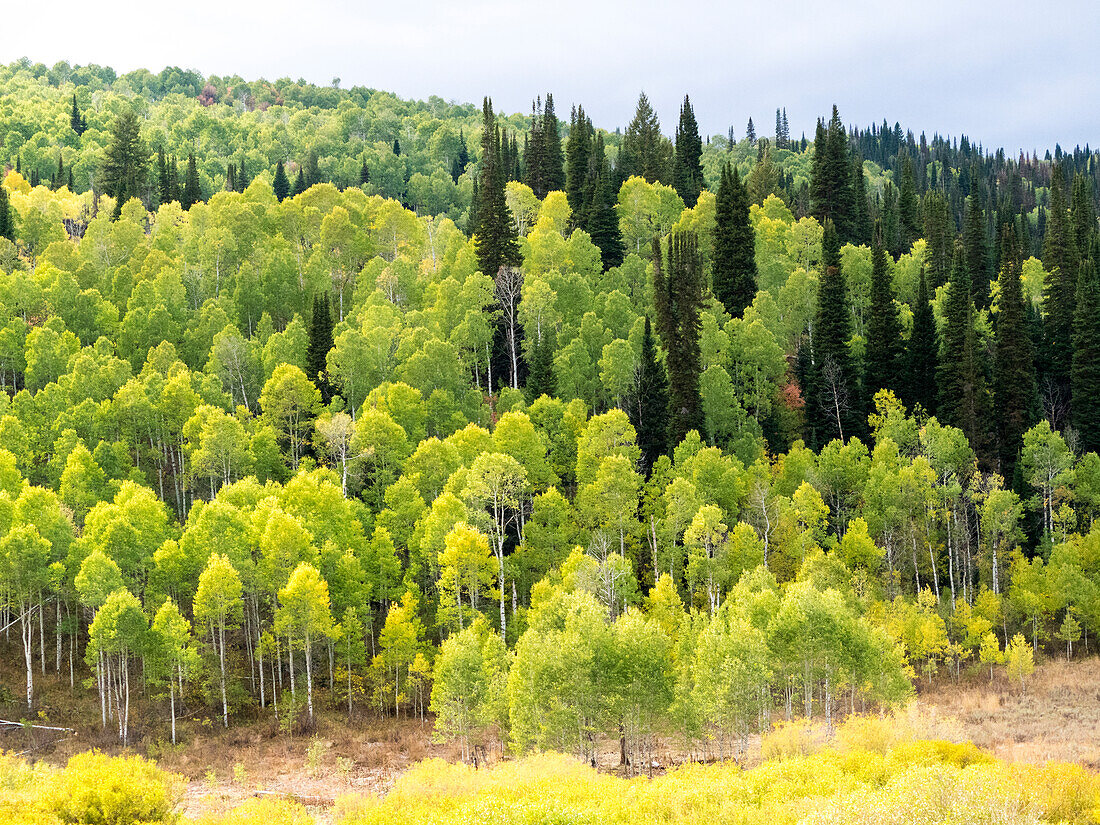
[565,106,594,225]
[392,138,401,156]
[157,147,172,205]
[897,150,920,249]
[1070,173,1095,255]
[306,294,335,403]
[1043,162,1080,394]
[524,334,555,403]
[236,154,249,191]
[100,109,150,219]
[963,192,992,309]
[303,149,321,187]
[746,117,756,145]
[865,221,903,398]
[905,267,938,414]
[811,107,854,243]
[586,136,624,270]
[672,95,703,208]
[813,219,859,441]
[53,153,64,191]
[359,157,370,186]
[619,93,670,184]
[273,161,290,202]
[630,316,670,475]
[1072,240,1100,454]
[474,98,521,279]
[922,190,952,288]
[70,94,86,136]
[181,153,202,210]
[226,163,236,193]
[993,227,1037,479]
[653,232,705,447]
[0,185,15,242]
[540,93,565,195]
[712,163,756,317]
[850,153,872,247]
[292,168,307,197]
[937,244,990,458]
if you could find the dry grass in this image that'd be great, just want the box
[916,655,1100,767]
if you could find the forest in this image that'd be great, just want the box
[0,55,1099,790]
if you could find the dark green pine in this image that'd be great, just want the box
[905,266,938,415]
[1072,240,1100,454]
[897,150,920,250]
[392,138,401,156]
[811,107,854,244]
[672,95,703,208]
[541,93,565,195]
[630,316,670,475]
[1043,162,1080,392]
[865,221,903,398]
[157,147,172,205]
[303,149,321,187]
[993,226,1037,479]
[181,153,202,209]
[525,99,546,196]
[653,232,705,447]
[523,333,556,404]
[849,153,872,247]
[1070,173,1095,255]
[814,218,859,441]
[565,105,593,224]
[226,163,236,193]
[236,154,249,191]
[474,98,521,279]
[712,163,756,318]
[586,145,624,271]
[306,293,335,403]
[292,168,307,197]
[359,158,370,186]
[922,190,952,289]
[937,244,990,457]
[273,161,290,202]
[0,185,15,241]
[100,109,150,219]
[70,94,85,136]
[963,193,992,309]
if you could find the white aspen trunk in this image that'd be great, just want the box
[305,634,314,721]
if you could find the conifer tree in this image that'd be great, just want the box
[304,149,322,187]
[236,154,249,191]
[993,227,1037,479]
[292,168,307,197]
[156,147,172,205]
[306,294,335,403]
[746,117,756,145]
[964,192,992,309]
[1070,173,1095,255]
[273,160,290,202]
[922,190,952,288]
[897,150,920,249]
[938,244,990,457]
[865,221,903,398]
[100,109,150,219]
[169,155,181,203]
[712,163,756,318]
[1043,162,1080,395]
[905,267,938,414]
[630,316,670,475]
[524,334,555,403]
[0,185,14,242]
[850,153,872,247]
[813,219,859,441]
[70,93,85,136]
[619,93,670,184]
[566,106,594,224]
[654,232,705,447]
[181,153,202,210]
[474,98,521,280]
[586,136,624,271]
[541,93,565,195]
[225,163,236,193]
[672,95,703,208]
[811,107,854,243]
[1072,240,1100,454]
[52,153,64,191]
[359,157,370,186]
[392,138,401,156]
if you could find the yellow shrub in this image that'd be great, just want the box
[195,797,314,825]
[760,719,824,761]
[47,751,183,825]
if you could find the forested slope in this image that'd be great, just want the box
[0,60,1098,761]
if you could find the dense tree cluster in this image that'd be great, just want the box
[1,65,1100,759]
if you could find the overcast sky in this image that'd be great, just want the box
[10,1,1099,153]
